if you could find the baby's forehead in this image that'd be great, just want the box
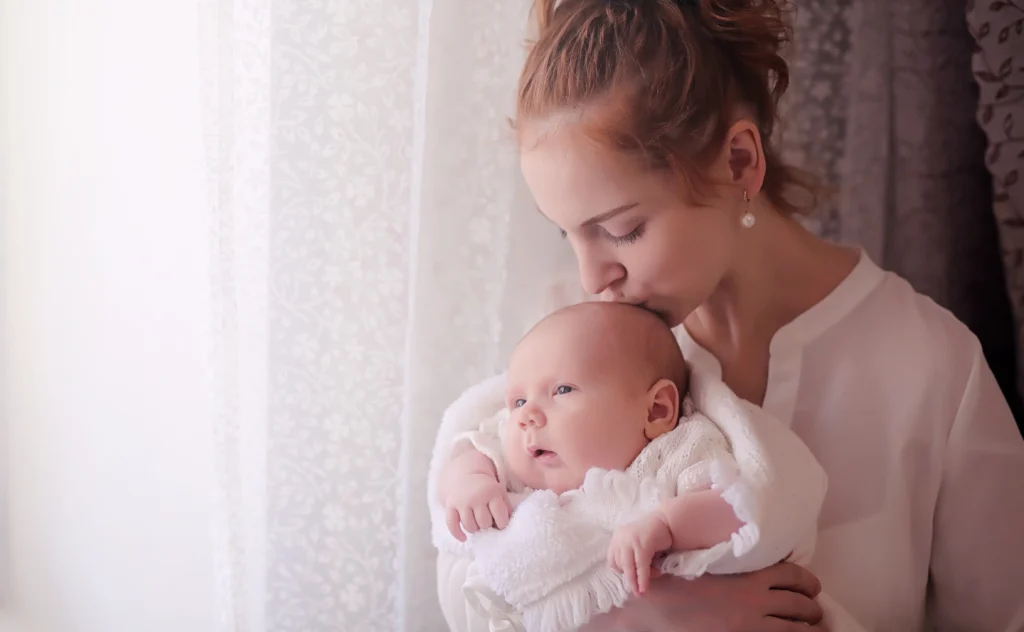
[510,306,658,372]
[524,302,661,345]
[515,309,611,354]
[508,341,640,386]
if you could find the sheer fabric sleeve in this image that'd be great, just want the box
[927,341,1024,631]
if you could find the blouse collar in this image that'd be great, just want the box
[676,249,887,370]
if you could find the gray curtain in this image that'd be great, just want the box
[780,0,1023,427]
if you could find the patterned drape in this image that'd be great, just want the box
[967,0,1024,424]
[781,0,1023,424]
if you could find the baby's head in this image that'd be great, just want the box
[504,302,689,494]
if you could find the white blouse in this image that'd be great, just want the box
[435,252,1024,631]
[674,252,1024,631]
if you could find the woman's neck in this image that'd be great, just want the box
[684,207,859,358]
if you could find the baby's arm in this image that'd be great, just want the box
[658,488,744,550]
[438,443,512,542]
[607,489,742,594]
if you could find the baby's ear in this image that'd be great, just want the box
[645,378,680,441]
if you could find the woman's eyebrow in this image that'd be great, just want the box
[580,203,639,227]
[534,201,640,229]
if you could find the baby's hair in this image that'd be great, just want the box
[515,0,820,215]
[631,307,691,403]
[531,302,690,404]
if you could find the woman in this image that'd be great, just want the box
[435,0,1024,629]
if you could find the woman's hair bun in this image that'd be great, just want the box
[519,0,820,216]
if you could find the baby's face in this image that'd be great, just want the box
[503,314,652,494]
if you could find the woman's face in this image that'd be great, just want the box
[520,123,745,328]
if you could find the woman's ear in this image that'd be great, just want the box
[723,119,766,195]
[644,378,680,441]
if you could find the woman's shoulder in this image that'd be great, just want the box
[800,262,1020,471]
[817,262,988,420]
[845,265,982,363]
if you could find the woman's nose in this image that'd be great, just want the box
[577,252,625,297]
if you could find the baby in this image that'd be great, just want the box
[437,301,744,596]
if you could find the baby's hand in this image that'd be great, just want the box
[608,512,673,595]
[444,472,511,542]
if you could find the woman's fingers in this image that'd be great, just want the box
[760,617,827,632]
[764,589,824,626]
[759,562,822,599]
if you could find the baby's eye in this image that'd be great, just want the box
[513,398,527,408]
[555,385,574,395]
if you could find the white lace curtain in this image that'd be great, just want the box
[199,1,568,630]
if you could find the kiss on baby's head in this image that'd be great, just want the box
[503,302,690,493]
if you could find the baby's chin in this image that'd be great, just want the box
[537,468,589,495]
[510,462,584,495]
[545,480,581,495]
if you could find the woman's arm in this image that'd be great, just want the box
[427,373,508,511]
[437,551,511,632]
[928,343,1024,630]
[428,373,508,547]
[582,563,827,631]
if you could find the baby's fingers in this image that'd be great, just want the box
[607,539,627,573]
[446,507,466,542]
[473,505,494,532]
[619,547,638,594]
[635,547,651,594]
[461,507,480,534]
[489,496,511,530]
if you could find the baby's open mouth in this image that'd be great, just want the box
[532,448,556,460]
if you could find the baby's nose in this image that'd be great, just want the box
[518,405,546,428]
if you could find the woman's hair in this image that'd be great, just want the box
[515,0,820,216]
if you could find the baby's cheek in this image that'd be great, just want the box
[559,466,588,493]
[576,433,641,472]
[505,440,538,488]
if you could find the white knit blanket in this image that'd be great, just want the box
[428,369,832,632]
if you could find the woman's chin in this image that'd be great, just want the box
[639,302,681,328]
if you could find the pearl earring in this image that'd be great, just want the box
[740,190,756,228]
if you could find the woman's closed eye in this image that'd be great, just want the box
[558,223,646,246]
[605,223,645,245]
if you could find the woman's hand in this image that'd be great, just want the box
[582,562,826,631]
